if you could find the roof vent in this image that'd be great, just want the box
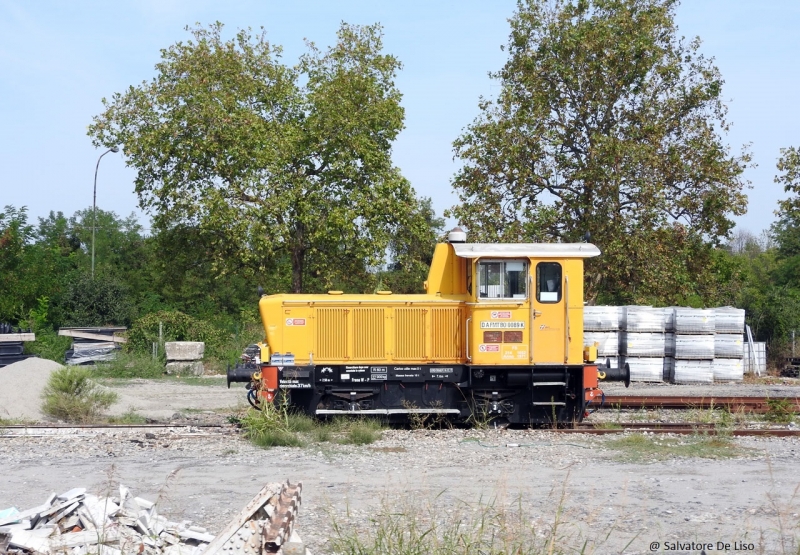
[447,226,467,243]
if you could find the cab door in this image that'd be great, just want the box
[531,261,567,363]
[467,259,530,365]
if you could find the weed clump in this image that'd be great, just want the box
[339,419,384,445]
[763,398,795,424]
[239,399,385,448]
[240,398,309,447]
[41,367,118,423]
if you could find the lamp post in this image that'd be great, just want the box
[92,146,119,278]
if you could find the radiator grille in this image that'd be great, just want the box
[395,308,426,359]
[353,308,385,360]
[316,308,348,360]
[432,308,462,359]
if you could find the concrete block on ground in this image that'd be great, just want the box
[165,361,205,376]
[165,342,205,361]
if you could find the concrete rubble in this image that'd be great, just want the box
[0,482,308,555]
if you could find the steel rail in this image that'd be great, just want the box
[601,395,800,412]
[571,422,800,437]
[0,423,231,429]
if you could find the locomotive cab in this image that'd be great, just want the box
[228,229,628,426]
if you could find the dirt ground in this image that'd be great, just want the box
[2,376,800,554]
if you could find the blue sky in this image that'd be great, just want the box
[1,0,798,237]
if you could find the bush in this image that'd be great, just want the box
[58,273,135,327]
[24,328,72,363]
[41,367,117,422]
[126,310,226,357]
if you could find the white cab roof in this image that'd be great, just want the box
[451,243,601,259]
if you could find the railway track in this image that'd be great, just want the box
[2,420,798,437]
[0,423,235,438]
[600,395,800,413]
[574,421,800,437]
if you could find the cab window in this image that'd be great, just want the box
[477,260,528,299]
[536,262,562,303]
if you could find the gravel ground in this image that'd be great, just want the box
[2,358,800,554]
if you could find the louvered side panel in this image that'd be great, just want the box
[315,308,348,360]
[353,308,385,360]
[395,308,426,360]
[431,308,462,360]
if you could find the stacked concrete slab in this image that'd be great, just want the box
[712,307,746,382]
[583,306,621,370]
[60,327,126,365]
[584,305,746,384]
[0,323,35,368]
[670,308,715,383]
[165,342,205,376]
[620,307,666,382]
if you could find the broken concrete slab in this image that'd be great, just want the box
[1,481,308,555]
[56,488,86,502]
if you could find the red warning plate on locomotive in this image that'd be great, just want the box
[490,311,512,319]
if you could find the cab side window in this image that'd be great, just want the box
[477,260,528,299]
[536,262,562,303]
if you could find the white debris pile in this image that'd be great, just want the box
[0,482,307,555]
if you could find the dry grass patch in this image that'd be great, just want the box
[607,433,741,463]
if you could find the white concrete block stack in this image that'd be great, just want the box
[672,308,715,383]
[663,308,676,382]
[712,307,746,382]
[583,306,620,369]
[620,306,665,382]
[583,305,748,384]
[165,342,205,376]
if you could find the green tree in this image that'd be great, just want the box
[0,207,80,325]
[0,206,37,322]
[448,0,750,304]
[380,197,445,293]
[148,223,256,318]
[67,208,150,281]
[89,22,421,293]
[772,147,800,286]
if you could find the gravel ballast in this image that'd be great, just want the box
[2,357,800,553]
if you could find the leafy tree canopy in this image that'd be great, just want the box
[89,22,426,293]
[380,197,445,293]
[448,0,750,304]
[772,146,800,265]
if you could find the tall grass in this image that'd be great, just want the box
[93,351,165,379]
[328,493,583,555]
[41,367,118,422]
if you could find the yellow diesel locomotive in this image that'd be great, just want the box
[228,228,629,425]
